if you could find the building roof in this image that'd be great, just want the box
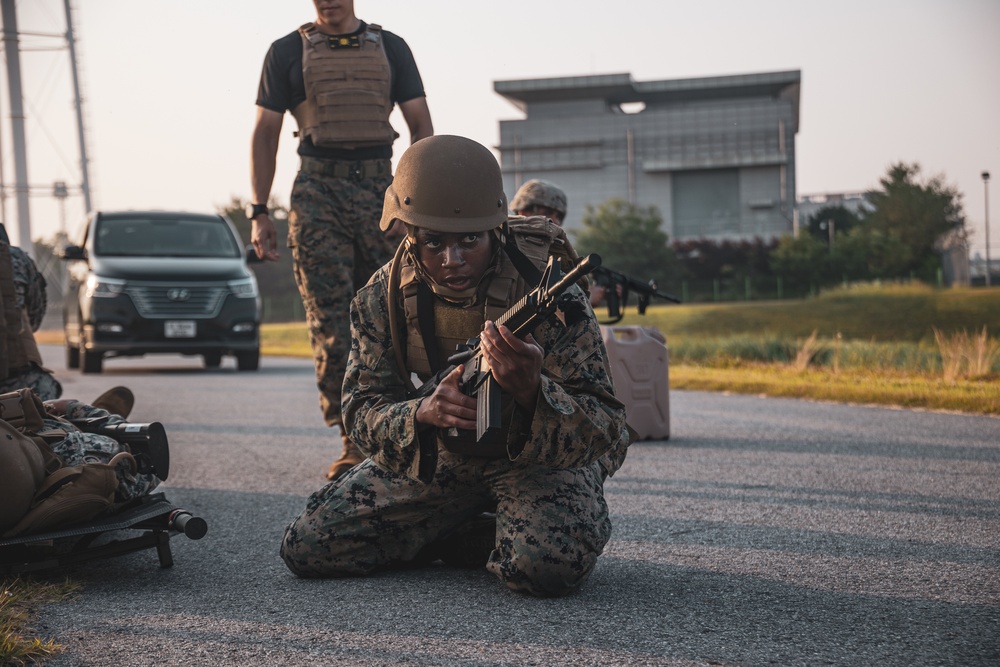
[495,69,801,127]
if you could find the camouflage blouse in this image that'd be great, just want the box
[342,264,629,482]
[9,246,47,331]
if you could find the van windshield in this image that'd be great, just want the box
[94,217,241,258]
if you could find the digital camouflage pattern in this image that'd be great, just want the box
[0,366,61,402]
[44,400,161,502]
[9,245,46,330]
[0,245,61,400]
[288,164,396,427]
[280,263,629,596]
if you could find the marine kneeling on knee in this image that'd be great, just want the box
[280,135,630,597]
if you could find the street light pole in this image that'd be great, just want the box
[984,171,991,287]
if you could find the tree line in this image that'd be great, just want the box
[572,161,968,301]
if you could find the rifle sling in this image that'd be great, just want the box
[503,235,543,285]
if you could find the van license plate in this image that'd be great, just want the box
[165,321,196,338]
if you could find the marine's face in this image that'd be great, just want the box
[312,0,356,31]
[414,229,493,292]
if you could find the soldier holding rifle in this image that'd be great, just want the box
[281,136,629,597]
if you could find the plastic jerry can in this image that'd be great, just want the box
[601,325,670,440]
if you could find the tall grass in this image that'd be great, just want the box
[667,335,960,374]
[932,326,1000,381]
[668,333,996,376]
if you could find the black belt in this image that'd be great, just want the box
[300,156,391,180]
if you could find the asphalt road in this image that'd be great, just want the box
[23,345,1000,666]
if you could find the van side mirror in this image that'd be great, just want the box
[62,245,86,261]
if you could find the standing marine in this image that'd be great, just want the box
[248,0,434,480]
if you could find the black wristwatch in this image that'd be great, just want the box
[246,203,268,220]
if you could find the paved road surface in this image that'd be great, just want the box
[24,347,1000,666]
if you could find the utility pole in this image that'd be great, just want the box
[984,171,992,287]
[1,0,34,255]
[63,0,92,214]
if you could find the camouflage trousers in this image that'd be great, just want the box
[288,159,396,428]
[280,450,612,597]
[0,364,62,401]
[44,400,160,502]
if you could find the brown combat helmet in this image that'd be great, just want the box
[380,135,508,233]
[510,179,568,218]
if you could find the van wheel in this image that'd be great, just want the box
[81,350,103,374]
[203,352,222,368]
[66,343,81,369]
[236,349,259,372]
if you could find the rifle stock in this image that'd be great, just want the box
[413,253,602,443]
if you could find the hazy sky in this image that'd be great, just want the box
[4,0,999,256]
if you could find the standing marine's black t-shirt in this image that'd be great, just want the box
[256,21,426,161]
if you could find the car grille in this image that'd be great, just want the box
[124,282,228,319]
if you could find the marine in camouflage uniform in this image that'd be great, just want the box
[0,233,62,400]
[281,136,629,597]
[249,3,433,480]
[288,162,395,431]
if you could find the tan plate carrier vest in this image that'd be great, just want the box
[389,217,581,457]
[0,241,43,379]
[292,22,396,150]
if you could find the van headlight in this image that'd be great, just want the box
[85,275,126,298]
[228,276,259,298]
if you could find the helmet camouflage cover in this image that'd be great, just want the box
[510,179,567,217]
[380,135,508,233]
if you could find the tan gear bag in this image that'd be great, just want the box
[2,450,136,538]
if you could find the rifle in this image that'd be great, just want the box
[591,266,681,324]
[412,252,602,444]
[67,417,171,480]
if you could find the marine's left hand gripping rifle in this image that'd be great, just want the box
[592,266,681,324]
[411,253,602,444]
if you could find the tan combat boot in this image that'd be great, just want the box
[326,432,364,481]
[92,386,135,419]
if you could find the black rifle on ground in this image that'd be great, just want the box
[68,417,171,480]
[591,266,681,324]
[412,253,602,444]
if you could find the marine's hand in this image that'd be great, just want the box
[415,365,477,430]
[251,214,280,261]
[42,398,73,415]
[481,321,542,409]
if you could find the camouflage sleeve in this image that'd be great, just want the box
[341,269,431,481]
[9,246,47,331]
[513,286,629,470]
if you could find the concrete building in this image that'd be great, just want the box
[494,70,801,242]
[796,192,871,226]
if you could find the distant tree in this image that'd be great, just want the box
[672,237,779,281]
[219,196,302,322]
[804,205,863,247]
[769,233,830,289]
[571,199,680,285]
[859,162,966,280]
